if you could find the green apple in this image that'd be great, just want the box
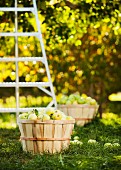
[85,97,92,104]
[59,95,68,104]
[74,136,80,140]
[71,140,83,145]
[89,99,97,105]
[28,109,37,116]
[74,94,81,100]
[112,143,120,148]
[68,94,76,103]
[66,100,72,105]
[72,100,78,104]
[28,113,37,120]
[88,139,97,144]
[104,143,112,148]
[19,113,28,119]
[68,94,75,99]
[42,113,50,121]
[37,113,44,120]
[59,94,98,106]
[77,97,86,104]
[86,97,92,100]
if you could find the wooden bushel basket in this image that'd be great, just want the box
[58,104,99,126]
[18,119,75,154]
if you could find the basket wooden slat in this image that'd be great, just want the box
[25,124,34,152]
[63,123,74,149]
[53,124,62,153]
[44,123,53,153]
[58,104,99,126]
[18,119,75,154]
[36,123,44,153]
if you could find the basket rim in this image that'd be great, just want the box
[58,104,99,108]
[18,119,75,124]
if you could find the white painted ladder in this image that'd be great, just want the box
[0,0,57,116]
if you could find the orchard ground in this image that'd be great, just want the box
[0,112,121,170]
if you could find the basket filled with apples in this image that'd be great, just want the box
[18,107,75,154]
[57,93,99,126]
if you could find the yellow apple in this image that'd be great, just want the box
[45,107,55,116]
[90,99,97,105]
[52,110,63,120]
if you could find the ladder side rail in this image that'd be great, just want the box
[47,100,55,107]
[33,0,57,108]
[37,86,53,97]
[15,0,19,117]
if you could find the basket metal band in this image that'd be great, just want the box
[20,136,70,141]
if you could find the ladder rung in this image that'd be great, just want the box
[0,57,44,63]
[0,7,34,12]
[0,107,50,113]
[0,32,39,37]
[0,82,51,87]
[20,82,51,87]
[0,108,17,113]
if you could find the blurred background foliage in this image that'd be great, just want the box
[0,0,121,115]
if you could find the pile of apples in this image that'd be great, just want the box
[58,93,98,105]
[19,107,74,121]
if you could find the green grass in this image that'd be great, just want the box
[0,113,121,170]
